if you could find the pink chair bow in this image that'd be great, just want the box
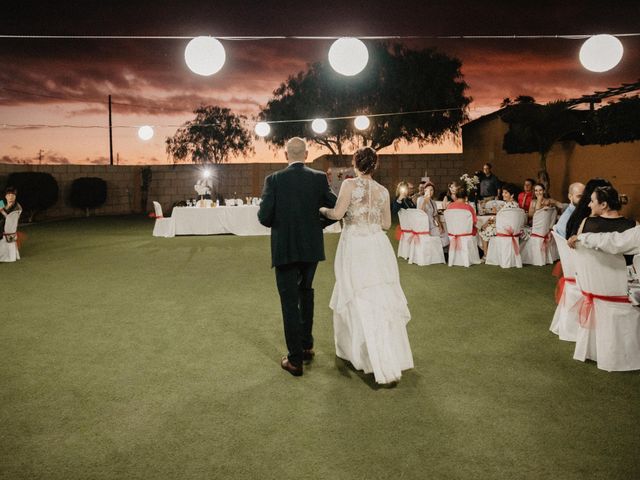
[578,290,631,329]
[448,232,474,251]
[496,226,521,255]
[410,230,430,244]
[531,231,551,254]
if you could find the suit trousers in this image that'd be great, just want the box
[275,261,318,366]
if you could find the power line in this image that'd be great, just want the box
[0,106,466,130]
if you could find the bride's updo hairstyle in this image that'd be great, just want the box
[353,147,378,175]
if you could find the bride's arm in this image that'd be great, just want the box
[320,180,353,220]
[381,188,391,230]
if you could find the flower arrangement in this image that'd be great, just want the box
[460,173,480,192]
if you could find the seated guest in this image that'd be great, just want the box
[391,181,416,216]
[528,183,561,220]
[420,182,441,231]
[568,186,636,265]
[479,163,501,200]
[0,186,22,233]
[413,179,427,209]
[555,182,585,238]
[565,178,612,238]
[440,181,461,209]
[479,183,521,253]
[445,185,477,235]
[518,178,535,211]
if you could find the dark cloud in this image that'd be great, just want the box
[0,0,638,163]
[11,145,21,150]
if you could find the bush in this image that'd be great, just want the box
[6,171,59,222]
[70,177,108,216]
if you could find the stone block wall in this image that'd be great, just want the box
[0,152,464,220]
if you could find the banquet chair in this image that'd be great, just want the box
[485,208,526,268]
[443,209,480,267]
[397,209,414,260]
[406,209,445,266]
[520,208,558,266]
[0,211,22,262]
[548,230,582,341]
[152,201,175,238]
[572,246,640,371]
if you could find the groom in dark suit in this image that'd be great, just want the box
[258,137,337,377]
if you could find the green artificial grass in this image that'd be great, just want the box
[1,216,638,480]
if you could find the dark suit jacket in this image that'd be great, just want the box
[258,163,337,267]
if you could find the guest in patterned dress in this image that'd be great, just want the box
[479,183,521,254]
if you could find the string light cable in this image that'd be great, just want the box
[0,106,466,130]
[0,33,639,40]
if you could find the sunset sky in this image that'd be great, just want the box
[1,0,639,165]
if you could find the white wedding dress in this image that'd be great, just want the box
[325,177,413,384]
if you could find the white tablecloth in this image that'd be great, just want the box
[171,205,341,237]
[172,206,270,236]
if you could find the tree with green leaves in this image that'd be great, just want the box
[501,100,581,190]
[166,106,253,164]
[259,42,471,154]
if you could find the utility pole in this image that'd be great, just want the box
[108,95,114,165]
[37,149,44,165]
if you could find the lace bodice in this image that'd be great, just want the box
[324,177,391,231]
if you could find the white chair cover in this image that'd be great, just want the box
[443,209,480,267]
[549,231,582,341]
[0,211,21,262]
[485,208,526,268]
[236,199,244,206]
[572,247,640,371]
[152,201,175,238]
[405,209,445,266]
[397,209,414,259]
[521,208,558,266]
[225,199,236,206]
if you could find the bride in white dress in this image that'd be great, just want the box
[320,148,414,384]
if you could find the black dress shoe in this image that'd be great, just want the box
[302,348,315,364]
[281,356,303,376]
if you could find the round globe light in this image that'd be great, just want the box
[328,37,369,76]
[254,121,271,137]
[138,125,154,141]
[579,34,623,72]
[354,115,370,130]
[203,169,211,178]
[185,36,226,76]
[311,118,328,134]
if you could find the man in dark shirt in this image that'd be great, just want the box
[479,163,501,199]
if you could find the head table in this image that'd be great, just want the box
[170,205,340,237]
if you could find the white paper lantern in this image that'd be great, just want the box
[328,37,369,76]
[311,118,328,134]
[354,115,370,130]
[185,36,226,76]
[138,125,154,141]
[579,35,623,72]
[254,122,271,137]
